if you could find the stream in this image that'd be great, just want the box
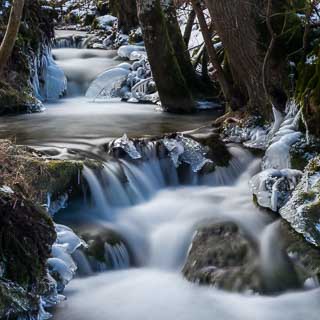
[1,32,320,320]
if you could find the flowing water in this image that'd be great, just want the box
[1,32,319,319]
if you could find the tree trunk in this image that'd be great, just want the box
[183,9,196,47]
[110,0,138,34]
[136,0,195,113]
[205,0,287,117]
[191,0,237,109]
[161,0,198,92]
[0,0,25,75]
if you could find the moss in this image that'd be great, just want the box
[0,190,56,290]
[0,280,39,319]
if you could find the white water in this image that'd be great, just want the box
[53,144,320,320]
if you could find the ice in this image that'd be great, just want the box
[0,185,14,194]
[51,244,77,273]
[47,258,74,285]
[129,50,148,61]
[163,135,212,172]
[96,15,117,29]
[85,67,130,100]
[118,45,146,59]
[32,47,67,102]
[55,224,85,254]
[112,134,142,160]
[250,169,302,212]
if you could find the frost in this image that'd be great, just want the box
[280,158,320,246]
[163,134,212,172]
[112,134,142,159]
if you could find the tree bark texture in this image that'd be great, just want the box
[137,0,195,113]
[206,0,287,117]
[0,0,25,75]
[161,0,198,92]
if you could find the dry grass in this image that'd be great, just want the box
[0,139,50,201]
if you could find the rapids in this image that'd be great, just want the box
[1,30,319,320]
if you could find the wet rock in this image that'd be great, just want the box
[79,226,132,272]
[182,222,262,293]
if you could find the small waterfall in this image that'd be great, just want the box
[259,221,301,293]
[81,144,253,219]
[54,35,87,49]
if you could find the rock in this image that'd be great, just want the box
[0,189,56,317]
[280,156,320,246]
[79,226,132,271]
[182,221,262,293]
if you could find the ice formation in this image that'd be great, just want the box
[96,15,117,29]
[250,169,302,212]
[263,102,302,170]
[85,67,130,100]
[112,134,142,160]
[118,45,146,59]
[32,47,67,102]
[48,225,85,285]
[163,134,212,172]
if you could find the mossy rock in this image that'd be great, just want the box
[0,280,39,320]
[0,190,56,288]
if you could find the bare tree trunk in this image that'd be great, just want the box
[161,0,198,92]
[205,0,287,117]
[0,0,25,75]
[183,9,196,46]
[191,0,237,109]
[110,0,138,34]
[137,0,195,113]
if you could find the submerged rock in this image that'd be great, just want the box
[78,226,132,272]
[183,221,262,293]
[183,220,316,294]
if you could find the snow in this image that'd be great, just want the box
[118,45,146,60]
[96,15,117,29]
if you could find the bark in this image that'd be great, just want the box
[137,0,195,113]
[0,0,25,75]
[161,0,198,92]
[183,9,196,46]
[110,0,138,34]
[205,0,287,117]
[191,0,237,109]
